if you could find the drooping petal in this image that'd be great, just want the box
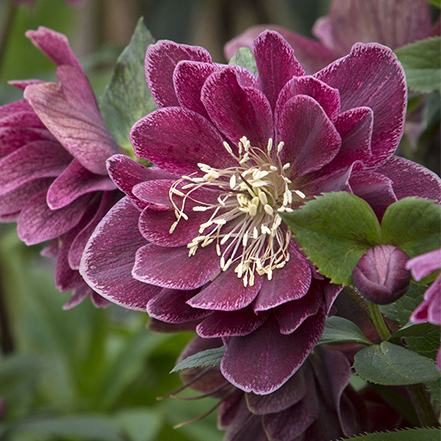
[277,94,341,180]
[188,270,263,311]
[315,43,406,168]
[201,67,273,149]
[252,30,304,109]
[17,192,92,245]
[24,66,118,175]
[221,309,325,394]
[375,156,441,203]
[47,159,115,209]
[80,197,162,310]
[26,26,83,71]
[131,107,232,176]
[132,243,220,290]
[196,307,269,338]
[145,40,212,107]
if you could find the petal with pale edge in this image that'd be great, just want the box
[145,40,212,107]
[406,249,441,281]
[80,197,162,310]
[221,309,325,394]
[315,43,406,168]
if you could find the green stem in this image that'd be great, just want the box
[0,0,17,75]
[406,384,440,428]
[342,286,373,322]
[368,302,391,341]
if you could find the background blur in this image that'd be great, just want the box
[0,0,437,440]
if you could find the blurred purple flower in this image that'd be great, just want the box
[81,30,441,394]
[0,27,120,309]
[353,245,411,305]
[407,248,441,368]
[225,0,436,74]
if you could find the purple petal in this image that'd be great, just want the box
[0,99,34,119]
[26,27,83,71]
[252,30,304,109]
[8,79,44,91]
[277,94,341,180]
[324,282,343,315]
[0,127,54,156]
[0,110,45,129]
[147,288,211,323]
[24,66,118,175]
[188,270,263,311]
[145,40,212,107]
[40,239,59,258]
[196,308,269,338]
[315,43,406,168]
[276,75,341,124]
[273,281,323,334]
[90,291,111,308]
[62,284,91,310]
[131,107,232,176]
[17,192,92,245]
[0,140,71,196]
[246,369,306,414]
[426,278,441,325]
[406,249,441,281]
[201,67,273,149]
[80,197,162,311]
[375,156,441,204]
[133,243,220,290]
[148,318,199,333]
[221,309,325,394]
[47,159,115,209]
[253,241,311,312]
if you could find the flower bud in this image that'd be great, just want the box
[353,245,411,305]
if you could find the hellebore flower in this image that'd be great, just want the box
[353,245,411,305]
[175,337,366,441]
[81,30,441,394]
[225,0,436,74]
[407,248,441,368]
[0,27,119,309]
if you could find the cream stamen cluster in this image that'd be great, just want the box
[169,137,305,287]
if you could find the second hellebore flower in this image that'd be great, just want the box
[81,31,441,394]
[0,28,119,308]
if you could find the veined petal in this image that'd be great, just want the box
[406,249,441,281]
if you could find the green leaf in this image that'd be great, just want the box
[389,322,440,342]
[115,408,161,441]
[171,347,225,373]
[318,316,372,346]
[229,47,258,76]
[424,0,441,9]
[406,329,441,360]
[282,192,381,285]
[381,197,441,259]
[100,18,157,155]
[333,427,441,441]
[353,342,440,385]
[395,37,441,93]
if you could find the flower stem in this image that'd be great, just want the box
[342,286,373,322]
[368,302,391,341]
[0,0,18,75]
[406,384,440,428]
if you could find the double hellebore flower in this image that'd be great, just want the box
[176,338,366,441]
[225,0,436,74]
[81,30,441,394]
[353,245,411,305]
[407,248,441,368]
[0,27,119,308]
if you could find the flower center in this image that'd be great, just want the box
[169,136,305,287]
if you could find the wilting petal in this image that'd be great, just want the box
[80,197,162,310]
[375,156,441,203]
[133,243,220,290]
[47,159,115,209]
[145,40,212,107]
[18,192,91,245]
[277,94,341,180]
[221,310,325,394]
[201,67,273,149]
[26,26,83,71]
[131,107,232,176]
[197,307,269,338]
[188,270,263,311]
[315,43,406,168]
[252,30,304,109]
[24,66,118,175]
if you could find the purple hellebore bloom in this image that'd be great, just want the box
[353,245,411,305]
[81,30,441,394]
[407,248,441,368]
[225,0,436,74]
[0,27,120,309]
[176,337,366,441]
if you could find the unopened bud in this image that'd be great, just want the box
[353,245,411,305]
